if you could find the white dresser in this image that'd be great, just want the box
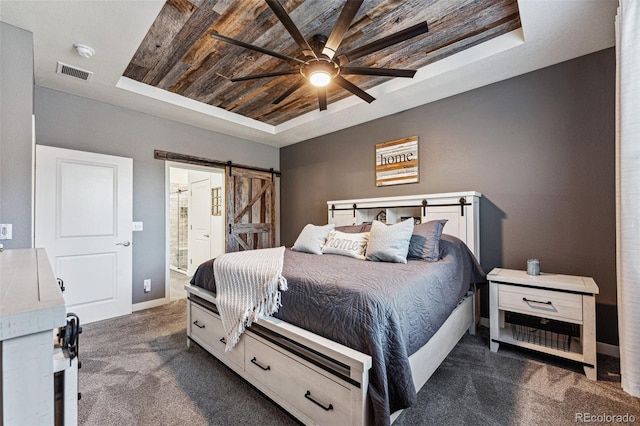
[0,249,69,424]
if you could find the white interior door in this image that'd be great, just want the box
[35,145,133,324]
[188,177,211,275]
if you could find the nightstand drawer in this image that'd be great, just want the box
[498,284,583,323]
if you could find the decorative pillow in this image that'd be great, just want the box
[365,218,414,264]
[291,223,335,255]
[407,219,448,261]
[335,223,372,233]
[335,224,366,233]
[322,230,369,259]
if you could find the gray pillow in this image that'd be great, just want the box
[291,223,335,255]
[365,218,414,264]
[335,223,372,233]
[407,219,448,261]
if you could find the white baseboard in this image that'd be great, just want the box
[478,317,619,357]
[169,265,188,275]
[132,297,169,312]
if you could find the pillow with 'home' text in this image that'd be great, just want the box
[322,230,369,260]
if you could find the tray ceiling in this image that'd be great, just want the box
[124,0,521,126]
[0,0,618,147]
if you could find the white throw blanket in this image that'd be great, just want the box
[214,246,287,352]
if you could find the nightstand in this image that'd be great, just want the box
[488,268,599,380]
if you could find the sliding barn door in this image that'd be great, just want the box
[226,167,276,252]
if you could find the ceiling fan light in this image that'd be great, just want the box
[309,70,332,87]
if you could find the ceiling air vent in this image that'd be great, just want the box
[56,62,93,82]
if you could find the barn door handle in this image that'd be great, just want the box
[116,241,131,247]
[304,391,334,411]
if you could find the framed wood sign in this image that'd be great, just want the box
[375,136,419,186]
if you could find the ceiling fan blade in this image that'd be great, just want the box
[336,21,429,65]
[322,0,364,59]
[266,0,316,58]
[333,76,375,103]
[211,32,303,64]
[341,67,417,78]
[272,79,306,104]
[318,88,327,111]
[230,70,299,82]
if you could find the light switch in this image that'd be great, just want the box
[0,224,12,240]
[132,222,143,231]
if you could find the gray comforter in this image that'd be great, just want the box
[190,234,485,425]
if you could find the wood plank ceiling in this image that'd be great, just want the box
[125,0,520,126]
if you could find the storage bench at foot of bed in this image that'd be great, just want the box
[185,285,372,426]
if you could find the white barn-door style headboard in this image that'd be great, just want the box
[327,191,481,260]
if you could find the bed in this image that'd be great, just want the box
[184,191,484,426]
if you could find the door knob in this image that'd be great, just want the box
[204,234,210,238]
[116,241,131,247]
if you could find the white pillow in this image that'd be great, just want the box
[322,230,369,260]
[291,223,335,255]
[365,218,415,264]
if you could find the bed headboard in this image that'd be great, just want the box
[327,191,481,261]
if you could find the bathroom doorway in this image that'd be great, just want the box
[167,163,225,300]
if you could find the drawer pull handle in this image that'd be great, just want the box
[193,320,205,329]
[304,391,334,411]
[522,297,552,306]
[250,357,271,371]
[220,337,226,344]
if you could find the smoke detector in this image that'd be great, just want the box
[73,44,95,58]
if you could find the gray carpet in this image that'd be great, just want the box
[78,301,639,425]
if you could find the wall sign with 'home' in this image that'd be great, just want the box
[375,136,419,186]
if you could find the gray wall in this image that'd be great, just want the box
[280,48,617,344]
[34,86,280,304]
[0,23,34,249]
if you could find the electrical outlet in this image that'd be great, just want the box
[144,279,151,293]
[0,224,12,240]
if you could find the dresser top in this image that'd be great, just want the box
[0,248,67,340]
[487,268,599,294]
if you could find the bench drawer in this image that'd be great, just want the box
[189,303,244,368]
[244,334,351,426]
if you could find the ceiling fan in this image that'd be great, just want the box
[210,0,429,111]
